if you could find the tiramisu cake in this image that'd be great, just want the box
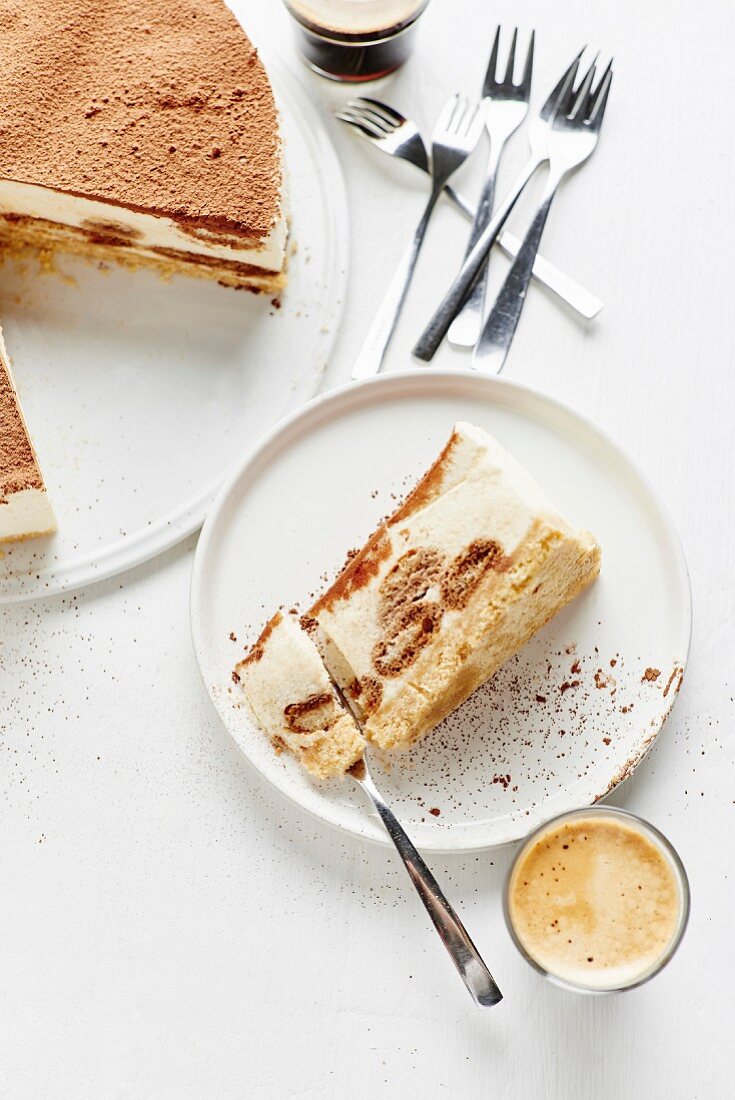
[0,0,287,540]
[0,327,55,542]
[0,0,287,292]
[237,424,601,778]
[310,423,601,750]
[236,612,365,780]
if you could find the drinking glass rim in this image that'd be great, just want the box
[503,805,691,994]
[282,0,430,45]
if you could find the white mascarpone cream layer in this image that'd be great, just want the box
[0,177,287,271]
[0,485,56,541]
[313,422,566,707]
[238,611,362,748]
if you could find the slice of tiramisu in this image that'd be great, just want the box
[0,326,55,542]
[310,423,601,751]
[236,611,365,780]
[0,0,287,293]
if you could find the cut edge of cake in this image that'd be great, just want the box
[235,611,365,780]
[0,0,288,294]
[0,325,56,543]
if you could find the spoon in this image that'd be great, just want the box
[350,755,503,1007]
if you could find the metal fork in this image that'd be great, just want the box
[413,49,585,361]
[350,755,502,1007]
[351,93,484,381]
[336,98,602,322]
[448,28,534,349]
[474,57,613,373]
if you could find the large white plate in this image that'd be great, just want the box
[0,63,348,603]
[191,371,691,852]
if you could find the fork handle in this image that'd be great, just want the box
[442,184,603,321]
[353,768,502,1008]
[473,172,561,374]
[413,153,541,361]
[443,183,474,219]
[352,188,440,380]
[447,140,503,348]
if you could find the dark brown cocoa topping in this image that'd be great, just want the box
[389,430,461,525]
[310,531,391,614]
[238,611,282,667]
[0,342,43,497]
[299,613,317,635]
[0,0,282,238]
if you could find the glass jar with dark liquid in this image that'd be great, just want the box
[283,0,430,82]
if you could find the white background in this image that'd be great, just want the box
[1,0,734,1096]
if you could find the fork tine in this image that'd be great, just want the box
[542,47,584,113]
[352,96,405,124]
[588,66,613,130]
[458,97,473,135]
[482,26,501,95]
[456,98,471,134]
[465,103,484,143]
[586,59,613,119]
[434,92,461,138]
[504,28,518,85]
[452,94,467,132]
[338,106,386,132]
[519,29,535,93]
[336,114,385,142]
[344,103,395,133]
[337,110,391,140]
[570,54,598,118]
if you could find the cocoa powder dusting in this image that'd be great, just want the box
[0,341,43,497]
[0,0,282,237]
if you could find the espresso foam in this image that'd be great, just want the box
[508,815,682,990]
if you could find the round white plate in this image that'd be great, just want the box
[191,371,691,852]
[0,63,348,603]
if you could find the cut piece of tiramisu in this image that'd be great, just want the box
[0,0,287,292]
[0,326,55,542]
[310,423,601,751]
[236,611,366,780]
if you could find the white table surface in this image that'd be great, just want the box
[2,1,734,1096]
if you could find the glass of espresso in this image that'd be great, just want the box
[504,807,690,993]
[282,0,430,82]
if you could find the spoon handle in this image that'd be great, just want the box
[352,759,502,1008]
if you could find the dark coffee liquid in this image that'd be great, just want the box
[283,2,426,82]
[293,20,421,81]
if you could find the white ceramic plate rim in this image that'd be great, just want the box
[190,369,692,852]
[1,61,349,604]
